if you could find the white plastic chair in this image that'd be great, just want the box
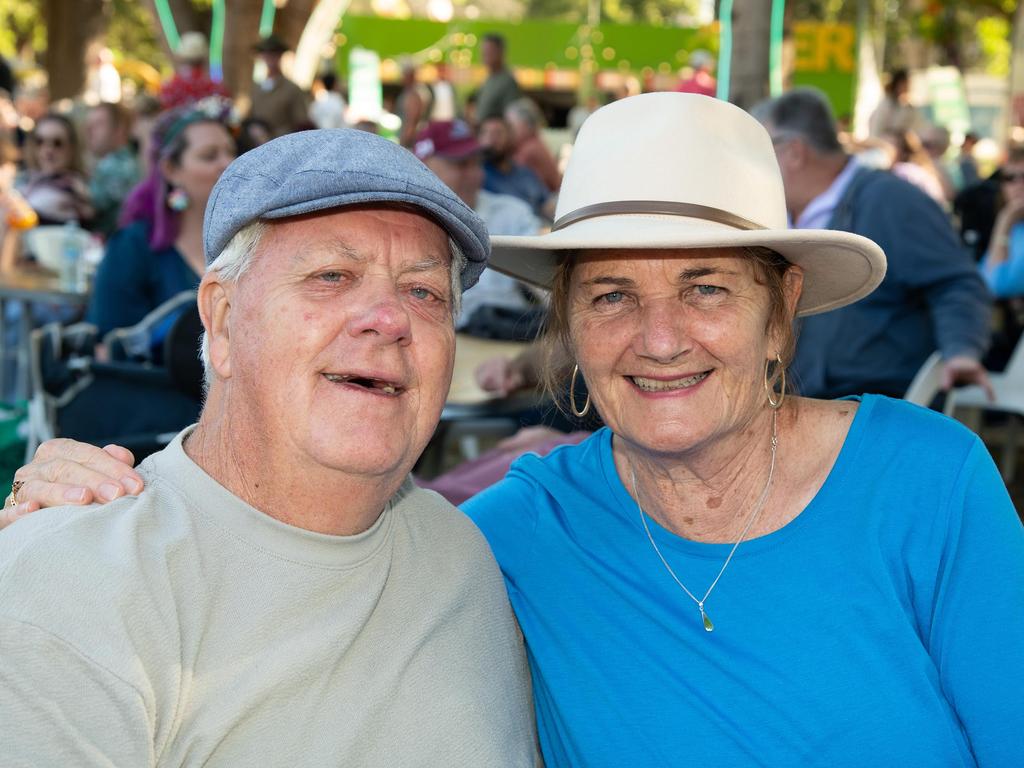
[945,336,1024,482]
[903,352,950,409]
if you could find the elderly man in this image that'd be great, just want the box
[752,88,992,400]
[0,130,535,765]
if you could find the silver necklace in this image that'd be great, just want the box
[630,409,778,633]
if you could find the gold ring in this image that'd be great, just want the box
[10,480,24,506]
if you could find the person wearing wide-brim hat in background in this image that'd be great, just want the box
[159,31,230,111]
[469,92,1024,765]
[249,34,310,139]
[5,93,1024,765]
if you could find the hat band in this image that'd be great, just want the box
[552,200,765,233]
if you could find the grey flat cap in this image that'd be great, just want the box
[203,128,490,290]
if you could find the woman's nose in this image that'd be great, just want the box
[636,300,690,363]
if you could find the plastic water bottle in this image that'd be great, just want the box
[60,220,81,291]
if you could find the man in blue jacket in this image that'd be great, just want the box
[753,88,993,399]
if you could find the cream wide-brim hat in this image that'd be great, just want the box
[488,92,886,317]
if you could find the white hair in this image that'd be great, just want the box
[199,220,467,392]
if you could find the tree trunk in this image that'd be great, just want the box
[1010,0,1024,138]
[223,0,264,102]
[43,0,108,100]
[727,0,772,110]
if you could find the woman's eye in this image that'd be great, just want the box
[597,291,624,304]
[319,271,343,283]
[695,284,722,297]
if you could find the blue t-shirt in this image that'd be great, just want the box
[86,220,200,338]
[464,395,1024,767]
[980,221,1024,299]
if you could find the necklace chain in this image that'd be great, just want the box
[630,409,779,633]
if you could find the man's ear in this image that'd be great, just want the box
[198,272,232,380]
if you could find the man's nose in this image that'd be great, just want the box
[346,281,413,343]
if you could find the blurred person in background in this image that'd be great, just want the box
[308,72,347,130]
[396,59,432,148]
[753,88,991,399]
[87,101,235,349]
[675,50,716,97]
[17,113,93,228]
[250,35,309,138]
[237,117,272,155]
[869,69,922,139]
[505,98,561,193]
[959,131,981,189]
[477,115,554,220]
[129,94,162,176]
[975,145,1024,370]
[85,102,141,236]
[887,130,948,206]
[413,120,542,336]
[159,32,229,111]
[979,146,1024,298]
[919,124,957,203]
[476,34,520,124]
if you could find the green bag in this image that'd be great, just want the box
[0,401,27,498]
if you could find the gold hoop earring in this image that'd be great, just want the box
[764,354,786,410]
[569,364,591,418]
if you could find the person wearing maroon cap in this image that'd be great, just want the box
[414,120,542,332]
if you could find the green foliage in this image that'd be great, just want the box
[108,0,170,74]
[0,0,46,59]
[976,16,1011,77]
[524,0,702,25]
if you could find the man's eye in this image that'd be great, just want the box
[695,284,722,296]
[410,286,441,301]
[319,271,343,283]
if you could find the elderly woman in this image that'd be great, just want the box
[87,100,235,343]
[5,94,1023,766]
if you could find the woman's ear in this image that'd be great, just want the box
[783,265,804,318]
[159,156,179,188]
[198,273,232,381]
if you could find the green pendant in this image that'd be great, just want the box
[701,608,714,632]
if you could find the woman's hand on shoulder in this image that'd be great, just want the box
[2,440,144,530]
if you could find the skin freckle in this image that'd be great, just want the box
[706,497,722,509]
[683,516,695,525]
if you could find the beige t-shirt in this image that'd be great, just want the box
[0,429,536,766]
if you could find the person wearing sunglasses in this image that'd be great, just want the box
[980,145,1024,298]
[17,113,94,227]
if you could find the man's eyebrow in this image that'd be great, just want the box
[290,238,365,265]
[404,255,450,273]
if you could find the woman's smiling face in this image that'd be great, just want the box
[568,247,800,457]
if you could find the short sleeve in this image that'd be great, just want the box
[927,439,1024,766]
[0,617,154,765]
[461,467,541,591]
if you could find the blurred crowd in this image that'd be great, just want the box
[0,32,1023,477]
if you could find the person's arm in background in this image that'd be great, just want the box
[857,179,994,395]
[981,201,1024,298]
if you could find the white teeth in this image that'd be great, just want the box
[632,371,709,392]
[381,385,397,395]
[324,374,348,383]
